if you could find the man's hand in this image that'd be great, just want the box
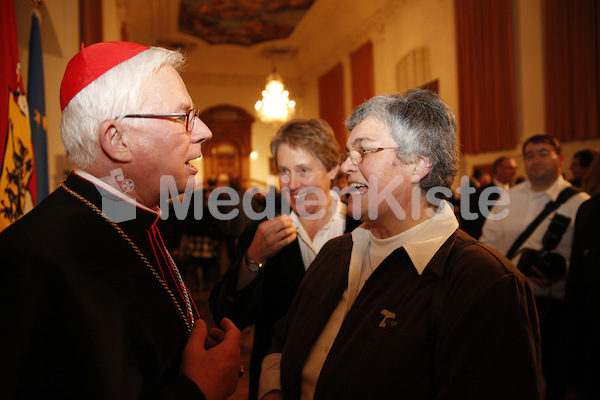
[248,215,297,262]
[181,318,241,400]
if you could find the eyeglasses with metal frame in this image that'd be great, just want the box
[118,109,199,133]
[341,147,401,166]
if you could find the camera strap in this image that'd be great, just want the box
[505,186,580,260]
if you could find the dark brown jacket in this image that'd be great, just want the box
[271,229,542,400]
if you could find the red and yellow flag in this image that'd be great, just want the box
[1,1,36,232]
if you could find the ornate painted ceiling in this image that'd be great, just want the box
[112,0,396,77]
[178,0,316,46]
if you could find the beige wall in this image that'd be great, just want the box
[13,0,600,194]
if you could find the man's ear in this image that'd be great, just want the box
[98,120,132,163]
[411,156,432,183]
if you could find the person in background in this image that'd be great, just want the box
[456,167,488,221]
[176,189,221,291]
[489,156,518,191]
[461,156,517,239]
[563,154,600,400]
[210,118,360,400]
[471,167,490,188]
[569,149,597,188]
[260,89,541,400]
[481,135,590,400]
[0,41,240,399]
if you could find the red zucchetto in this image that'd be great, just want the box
[59,41,149,111]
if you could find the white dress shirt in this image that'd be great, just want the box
[492,178,510,191]
[74,169,161,219]
[291,190,348,270]
[481,176,589,299]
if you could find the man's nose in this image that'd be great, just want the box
[191,117,212,143]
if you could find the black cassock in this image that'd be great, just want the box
[0,172,204,399]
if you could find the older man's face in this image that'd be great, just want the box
[121,65,212,207]
[340,116,418,226]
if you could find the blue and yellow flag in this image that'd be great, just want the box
[28,11,48,205]
[1,1,36,232]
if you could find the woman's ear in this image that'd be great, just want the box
[98,120,132,163]
[327,164,340,181]
[411,157,432,183]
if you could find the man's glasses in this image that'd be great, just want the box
[118,109,199,133]
[341,147,401,166]
[524,150,556,161]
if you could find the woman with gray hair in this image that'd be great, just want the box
[259,89,541,400]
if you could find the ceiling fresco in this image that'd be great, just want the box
[178,0,316,46]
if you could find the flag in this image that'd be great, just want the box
[28,10,48,204]
[1,1,36,232]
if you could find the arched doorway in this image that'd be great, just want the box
[211,141,239,186]
[200,105,254,188]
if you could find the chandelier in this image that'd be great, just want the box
[254,70,296,124]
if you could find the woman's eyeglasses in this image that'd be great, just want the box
[340,147,400,165]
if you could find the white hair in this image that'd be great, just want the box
[60,47,185,169]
